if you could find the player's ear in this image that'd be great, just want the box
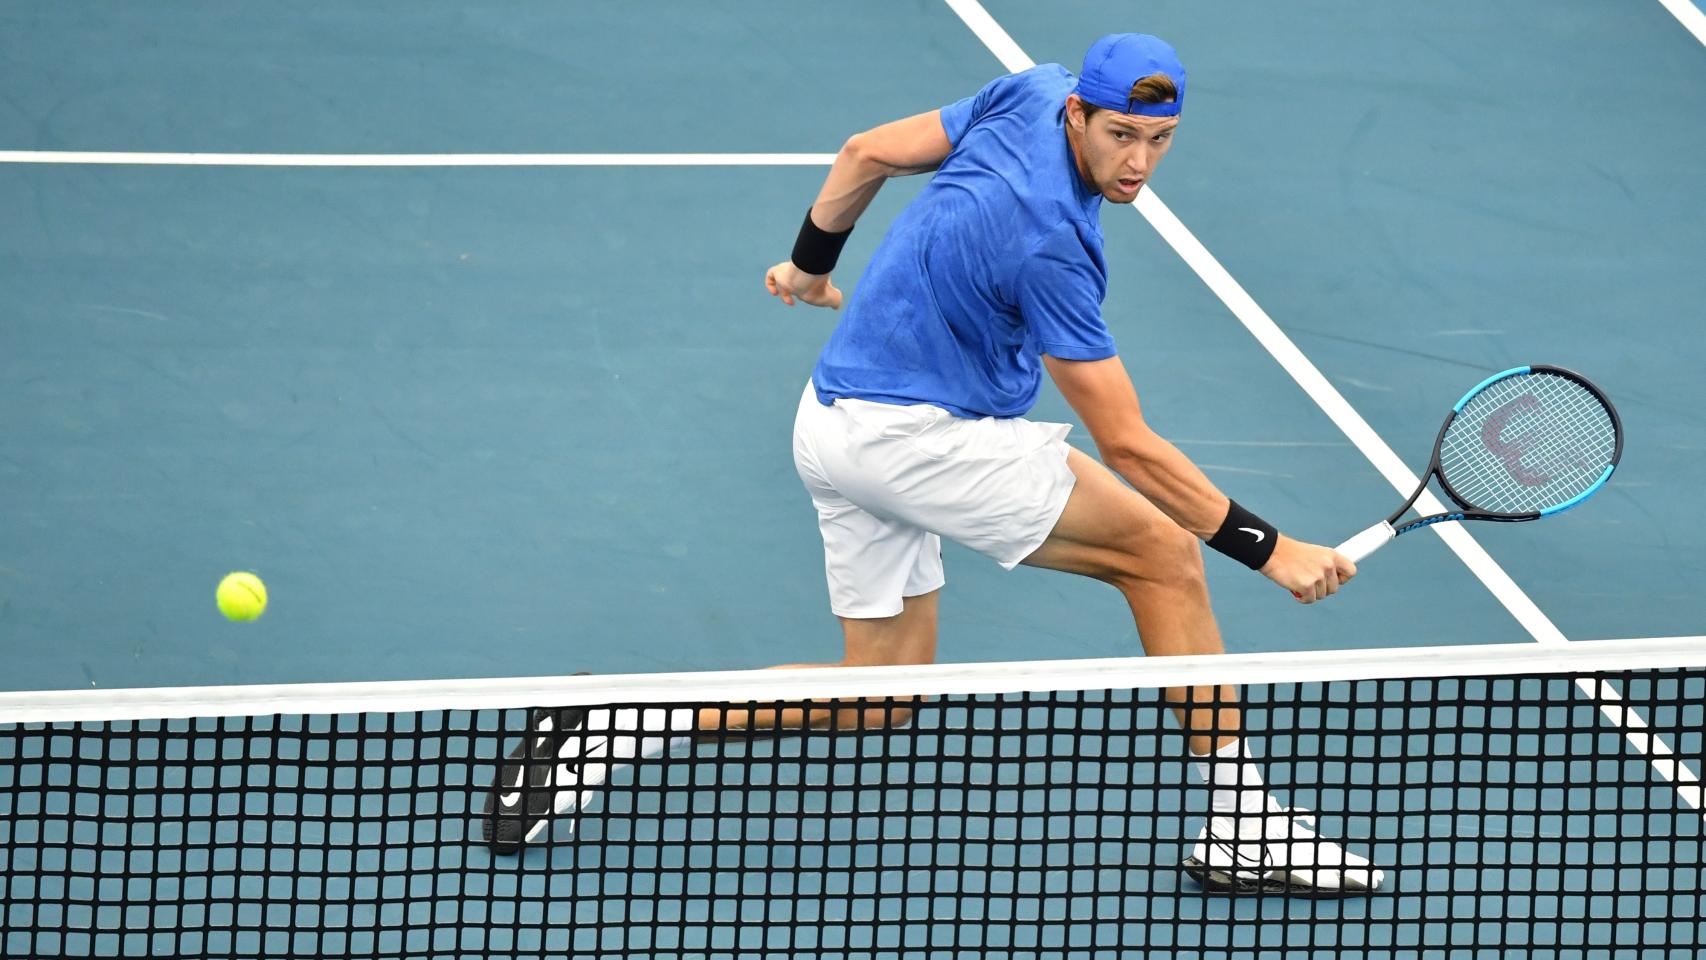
[1065,94,1087,131]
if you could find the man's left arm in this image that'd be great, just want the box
[766,110,953,309]
[1044,354,1355,602]
[1042,354,1227,537]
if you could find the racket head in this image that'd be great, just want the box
[1433,364,1622,519]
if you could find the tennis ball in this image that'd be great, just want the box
[216,571,267,622]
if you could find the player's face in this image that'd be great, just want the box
[1068,98,1178,204]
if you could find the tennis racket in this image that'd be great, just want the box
[1337,364,1622,563]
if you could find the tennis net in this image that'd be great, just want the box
[2,639,1702,959]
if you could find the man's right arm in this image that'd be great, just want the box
[1043,354,1355,602]
[765,110,953,309]
[809,110,954,231]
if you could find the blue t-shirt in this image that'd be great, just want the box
[811,65,1114,420]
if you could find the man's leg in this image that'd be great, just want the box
[1024,448,1384,894]
[1020,447,1237,755]
[701,588,940,732]
[481,592,938,853]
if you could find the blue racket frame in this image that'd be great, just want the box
[1336,364,1622,563]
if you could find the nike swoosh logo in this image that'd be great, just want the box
[500,764,526,806]
[564,736,609,761]
[1211,839,1271,872]
[500,735,609,808]
[1238,527,1266,542]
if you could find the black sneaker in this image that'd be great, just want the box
[479,704,588,854]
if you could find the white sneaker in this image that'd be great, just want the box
[1181,802,1385,897]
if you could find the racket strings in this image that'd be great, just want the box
[1439,372,1617,515]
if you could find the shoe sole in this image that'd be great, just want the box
[1181,856,1380,900]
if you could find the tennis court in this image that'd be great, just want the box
[2,1,1704,957]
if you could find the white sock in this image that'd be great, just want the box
[1189,739,1269,816]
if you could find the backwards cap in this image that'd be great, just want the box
[1073,33,1186,118]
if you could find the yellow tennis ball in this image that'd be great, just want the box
[216,571,267,622]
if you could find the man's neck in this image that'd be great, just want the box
[1063,124,1096,193]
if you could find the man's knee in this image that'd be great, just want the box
[839,590,939,667]
[1108,520,1207,592]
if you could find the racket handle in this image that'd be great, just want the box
[1336,521,1396,564]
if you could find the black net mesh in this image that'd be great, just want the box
[2,663,1702,959]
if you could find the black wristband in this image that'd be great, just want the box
[790,207,853,276]
[1206,499,1279,570]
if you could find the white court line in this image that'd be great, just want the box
[941,0,1702,813]
[1658,0,1706,47]
[0,151,837,167]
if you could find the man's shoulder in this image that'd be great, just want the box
[1011,63,1076,87]
[1022,219,1107,277]
[1035,217,1102,252]
[993,64,1076,108]
[942,64,1076,147]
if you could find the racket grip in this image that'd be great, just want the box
[1336,521,1396,564]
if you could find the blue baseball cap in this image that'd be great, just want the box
[1073,33,1186,117]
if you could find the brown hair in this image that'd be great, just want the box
[1079,73,1178,120]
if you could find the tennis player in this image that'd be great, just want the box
[486,33,1382,897]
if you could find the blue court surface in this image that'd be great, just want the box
[2,1,1704,689]
[1,2,1704,957]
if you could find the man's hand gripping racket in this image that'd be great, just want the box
[1336,364,1622,565]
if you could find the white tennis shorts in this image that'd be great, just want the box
[792,382,1078,618]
